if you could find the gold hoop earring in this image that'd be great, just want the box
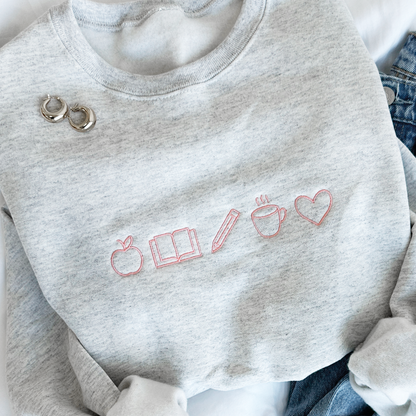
[40,94,69,123]
[68,103,96,133]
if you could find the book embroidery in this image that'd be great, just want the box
[294,189,333,226]
[111,235,144,277]
[110,190,333,276]
[212,209,240,253]
[149,227,203,269]
[251,195,287,238]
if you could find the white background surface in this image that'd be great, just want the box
[1,0,416,415]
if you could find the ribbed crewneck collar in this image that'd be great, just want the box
[50,0,266,96]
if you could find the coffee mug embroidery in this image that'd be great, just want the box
[110,190,333,275]
[251,195,287,238]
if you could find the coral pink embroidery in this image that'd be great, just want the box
[212,209,240,253]
[149,227,202,269]
[255,194,270,206]
[294,189,333,226]
[111,235,144,277]
[251,196,287,238]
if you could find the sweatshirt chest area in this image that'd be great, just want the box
[7,110,410,339]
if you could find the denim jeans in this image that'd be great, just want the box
[381,32,416,155]
[283,352,376,416]
[283,32,416,416]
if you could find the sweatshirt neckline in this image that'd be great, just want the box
[50,0,266,97]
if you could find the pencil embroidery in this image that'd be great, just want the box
[294,189,333,226]
[111,235,144,277]
[251,195,287,238]
[149,227,203,269]
[212,209,241,253]
[109,190,334,276]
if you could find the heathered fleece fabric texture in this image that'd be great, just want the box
[0,0,416,415]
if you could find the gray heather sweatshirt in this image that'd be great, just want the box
[0,0,415,415]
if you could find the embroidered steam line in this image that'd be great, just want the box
[109,189,334,276]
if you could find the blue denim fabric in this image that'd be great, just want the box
[283,352,376,416]
[381,32,416,154]
[283,31,416,416]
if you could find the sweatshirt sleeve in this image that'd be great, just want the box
[348,139,416,416]
[1,205,188,416]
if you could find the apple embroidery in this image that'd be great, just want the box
[111,235,144,277]
[294,189,333,226]
[108,190,334,277]
[251,195,287,238]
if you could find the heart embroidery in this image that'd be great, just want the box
[294,189,333,226]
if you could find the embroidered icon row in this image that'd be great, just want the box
[111,189,333,277]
